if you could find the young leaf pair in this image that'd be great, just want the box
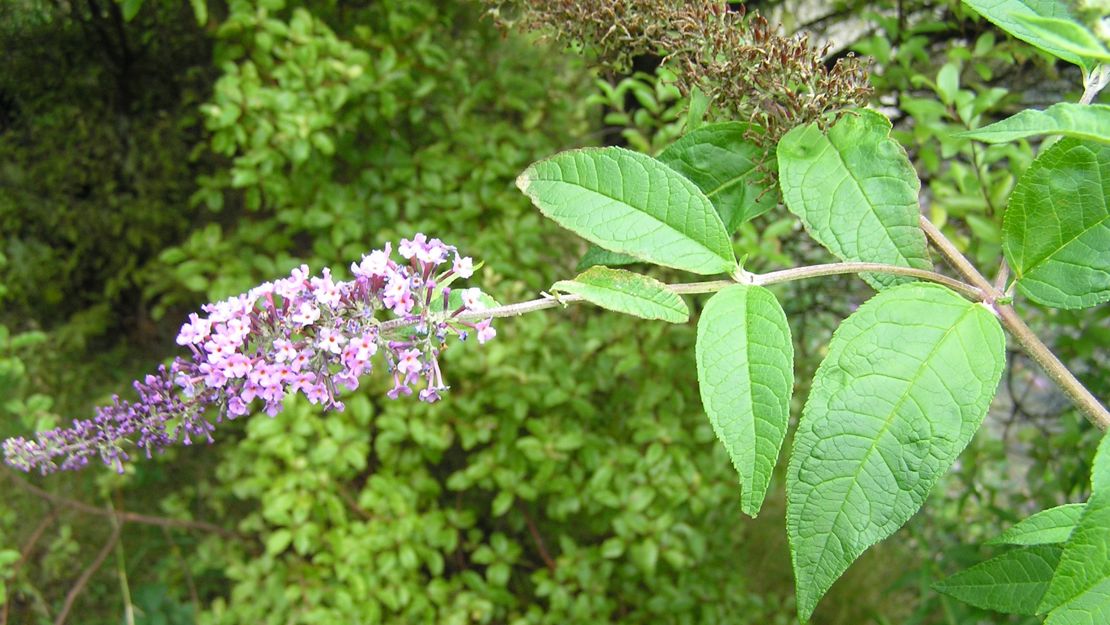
[516,123,793,522]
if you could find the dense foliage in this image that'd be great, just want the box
[1,1,1107,625]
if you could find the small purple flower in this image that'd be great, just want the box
[2,234,497,474]
[476,319,497,344]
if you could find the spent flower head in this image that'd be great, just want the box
[2,236,496,475]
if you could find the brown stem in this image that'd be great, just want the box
[53,521,122,625]
[519,502,556,573]
[8,472,239,539]
[1,509,59,625]
[919,215,1110,430]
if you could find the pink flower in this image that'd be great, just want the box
[317,327,346,355]
[272,339,297,363]
[292,301,320,327]
[476,319,496,344]
[460,288,484,311]
[223,353,253,379]
[311,268,343,308]
[452,255,474,278]
[351,243,393,279]
[396,348,423,377]
[176,313,211,346]
[399,234,428,260]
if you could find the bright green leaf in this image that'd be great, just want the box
[937,63,961,105]
[935,545,1063,614]
[1092,431,1110,493]
[190,0,207,25]
[517,147,736,275]
[120,0,144,21]
[552,267,689,324]
[961,0,1096,70]
[786,283,1006,621]
[777,110,931,289]
[1040,489,1110,621]
[696,284,794,517]
[265,529,292,555]
[1003,138,1110,309]
[687,86,711,131]
[960,104,1110,145]
[658,122,777,231]
[989,504,1085,546]
[1011,13,1110,63]
[576,244,641,271]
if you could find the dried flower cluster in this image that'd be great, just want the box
[484,0,872,144]
[3,236,496,474]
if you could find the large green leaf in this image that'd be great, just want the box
[989,504,1085,546]
[960,104,1110,145]
[1039,435,1110,621]
[777,110,931,289]
[1040,490,1110,622]
[1011,14,1110,63]
[552,267,689,324]
[786,283,1006,621]
[935,545,1063,615]
[1003,138,1110,309]
[658,122,777,232]
[696,285,793,517]
[961,0,1097,71]
[517,147,736,275]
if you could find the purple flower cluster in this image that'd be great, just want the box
[3,235,496,474]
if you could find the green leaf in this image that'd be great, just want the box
[265,529,292,555]
[961,0,1096,70]
[777,110,931,289]
[552,267,689,324]
[190,0,208,25]
[989,504,1085,546]
[935,545,1063,615]
[1091,431,1110,494]
[1003,138,1110,309]
[576,245,640,271]
[786,283,1006,621]
[120,0,144,21]
[658,122,777,231]
[1040,489,1110,621]
[687,86,711,131]
[1011,14,1110,63]
[960,104,1110,145]
[696,285,794,517]
[937,63,961,105]
[517,147,736,275]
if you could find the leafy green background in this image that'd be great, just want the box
[1,1,1107,624]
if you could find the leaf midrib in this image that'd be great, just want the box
[805,302,977,595]
[530,156,732,266]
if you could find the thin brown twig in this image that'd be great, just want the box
[53,520,122,625]
[7,473,239,539]
[518,502,556,573]
[1,509,59,625]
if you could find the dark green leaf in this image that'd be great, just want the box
[1003,139,1110,309]
[935,545,1063,615]
[658,122,777,231]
